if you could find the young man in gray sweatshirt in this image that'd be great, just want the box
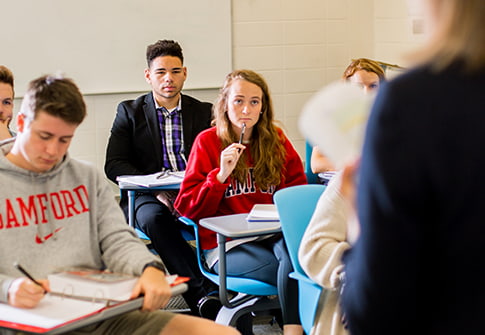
[0,75,238,335]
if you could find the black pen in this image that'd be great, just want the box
[14,262,47,293]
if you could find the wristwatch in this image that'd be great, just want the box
[143,261,166,274]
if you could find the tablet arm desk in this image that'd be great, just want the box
[118,183,180,228]
[198,214,281,307]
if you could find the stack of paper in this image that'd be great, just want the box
[48,268,138,301]
[246,204,280,222]
[116,171,185,188]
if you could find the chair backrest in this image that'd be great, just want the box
[274,184,326,334]
[304,141,319,184]
[274,184,326,275]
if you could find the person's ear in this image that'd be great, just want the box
[16,113,26,133]
[144,68,151,84]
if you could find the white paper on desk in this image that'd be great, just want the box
[247,204,280,222]
[299,81,374,169]
[0,294,106,329]
[116,171,185,187]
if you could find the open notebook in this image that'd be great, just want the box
[0,276,188,334]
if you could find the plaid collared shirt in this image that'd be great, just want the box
[156,101,186,171]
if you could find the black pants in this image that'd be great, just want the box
[125,193,211,314]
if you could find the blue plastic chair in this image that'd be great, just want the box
[178,216,280,333]
[305,141,319,184]
[274,184,326,335]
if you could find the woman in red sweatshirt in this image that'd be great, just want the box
[175,69,307,335]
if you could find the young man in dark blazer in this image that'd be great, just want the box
[105,40,215,317]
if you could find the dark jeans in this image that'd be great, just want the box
[130,193,210,314]
[212,236,301,325]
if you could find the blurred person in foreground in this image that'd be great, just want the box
[342,0,485,334]
[310,58,385,184]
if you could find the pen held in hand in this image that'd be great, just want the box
[14,262,47,293]
[238,123,246,153]
[239,123,246,145]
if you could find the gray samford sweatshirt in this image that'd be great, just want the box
[0,139,158,303]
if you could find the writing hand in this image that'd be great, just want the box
[8,277,49,308]
[217,143,245,183]
[130,267,171,312]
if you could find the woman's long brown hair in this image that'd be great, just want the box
[213,69,286,188]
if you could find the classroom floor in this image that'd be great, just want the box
[165,295,283,334]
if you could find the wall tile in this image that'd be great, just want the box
[285,92,315,118]
[234,46,285,71]
[258,70,285,95]
[284,20,326,45]
[233,22,285,47]
[326,20,349,44]
[374,0,408,18]
[285,45,325,70]
[327,44,352,67]
[283,0,326,20]
[232,0,283,22]
[375,18,409,43]
[326,0,349,19]
[284,69,325,94]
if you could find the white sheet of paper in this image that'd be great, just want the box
[299,81,374,169]
[116,171,184,188]
[0,294,106,329]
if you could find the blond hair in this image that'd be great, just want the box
[414,0,485,72]
[342,58,386,82]
[213,69,286,188]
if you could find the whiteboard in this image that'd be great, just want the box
[4,0,232,95]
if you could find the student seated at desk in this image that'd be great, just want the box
[0,75,238,335]
[174,69,307,335]
[104,40,215,317]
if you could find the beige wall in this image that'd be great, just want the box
[12,0,426,184]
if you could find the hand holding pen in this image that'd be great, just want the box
[217,123,246,183]
[9,262,49,308]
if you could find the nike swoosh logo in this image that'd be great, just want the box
[35,227,63,244]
